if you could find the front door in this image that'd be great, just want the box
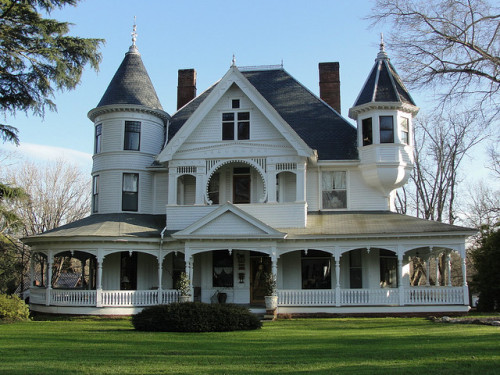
[250,255,271,304]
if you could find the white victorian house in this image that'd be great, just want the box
[23,37,475,315]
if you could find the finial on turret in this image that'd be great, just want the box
[376,32,389,61]
[231,54,236,67]
[128,16,139,54]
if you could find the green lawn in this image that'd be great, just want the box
[1,316,499,374]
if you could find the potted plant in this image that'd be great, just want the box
[264,272,278,310]
[175,272,191,303]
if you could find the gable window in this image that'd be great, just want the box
[380,249,398,288]
[362,117,372,146]
[222,112,250,140]
[400,117,409,145]
[322,171,347,209]
[213,250,233,287]
[92,175,99,213]
[232,99,240,109]
[122,173,139,211]
[379,116,394,143]
[124,121,141,150]
[301,250,331,289]
[95,124,102,153]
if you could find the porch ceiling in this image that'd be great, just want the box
[22,214,167,242]
[284,211,475,238]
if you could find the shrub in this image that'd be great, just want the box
[132,302,262,332]
[0,294,30,322]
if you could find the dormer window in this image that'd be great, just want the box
[400,117,409,145]
[362,118,373,146]
[379,116,394,143]
[124,121,141,150]
[95,124,102,153]
[222,112,250,140]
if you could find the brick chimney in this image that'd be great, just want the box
[319,62,341,114]
[177,69,197,110]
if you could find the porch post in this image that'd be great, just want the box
[397,251,404,306]
[157,253,163,305]
[460,246,469,305]
[296,163,306,202]
[30,253,35,288]
[267,165,277,203]
[334,252,341,307]
[435,256,440,286]
[96,252,103,307]
[446,252,452,286]
[46,251,53,306]
[184,249,194,301]
[425,258,430,286]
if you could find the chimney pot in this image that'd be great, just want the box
[177,69,196,110]
[319,62,341,114]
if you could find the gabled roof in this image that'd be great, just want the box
[167,67,358,161]
[95,45,163,111]
[353,45,416,107]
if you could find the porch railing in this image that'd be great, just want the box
[278,289,336,306]
[51,289,96,306]
[404,287,463,305]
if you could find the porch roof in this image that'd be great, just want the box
[22,214,166,242]
[283,211,475,238]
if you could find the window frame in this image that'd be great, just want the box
[321,170,347,209]
[124,121,141,151]
[95,123,102,154]
[400,117,409,145]
[361,117,373,146]
[122,173,139,212]
[379,115,394,143]
[221,111,250,141]
[92,175,99,213]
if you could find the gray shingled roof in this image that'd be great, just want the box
[23,214,166,241]
[284,211,474,238]
[168,68,358,160]
[354,50,416,107]
[96,48,163,110]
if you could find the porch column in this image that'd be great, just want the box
[295,163,306,202]
[157,253,163,304]
[96,252,104,307]
[271,253,278,285]
[446,253,452,286]
[267,165,277,203]
[195,169,205,205]
[435,256,440,286]
[425,258,430,286]
[30,254,35,288]
[397,252,404,306]
[46,251,53,306]
[461,255,469,305]
[168,168,177,205]
[334,253,341,307]
[184,250,194,301]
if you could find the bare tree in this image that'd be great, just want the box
[368,0,500,119]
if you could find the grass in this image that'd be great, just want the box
[1,315,499,374]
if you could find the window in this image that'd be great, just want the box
[92,175,99,213]
[362,117,372,146]
[301,250,331,289]
[232,99,240,109]
[379,116,394,143]
[322,171,347,209]
[233,167,250,204]
[222,112,250,140]
[122,173,138,211]
[124,121,141,150]
[380,250,398,288]
[400,117,409,145]
[213,250,233,287]
[95,124,102,153]
[349,250,362,288]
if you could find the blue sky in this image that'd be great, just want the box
[1,0,494,186]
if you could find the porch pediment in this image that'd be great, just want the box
[172,203,286,240]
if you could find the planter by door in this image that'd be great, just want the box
[179,295,191,303]
[265,295,278,310]
[217,292,227,304]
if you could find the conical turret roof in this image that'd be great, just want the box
[353,38,416,107]
[96,44,163,111]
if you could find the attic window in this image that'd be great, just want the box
[232,99,240,109]
[222,112,250,140]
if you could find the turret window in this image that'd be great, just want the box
[122,173,139,211]
[222,112,250,140]
[95,124,102,153]
[379,116,394,143]
[92,175,99,213]
[400,117,409,145]
[362,118,373,146]
[322,171,347,209]
[124,121,141,150]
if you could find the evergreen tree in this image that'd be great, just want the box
[0,0,103,145]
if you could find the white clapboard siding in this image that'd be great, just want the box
[153,172,168,214]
